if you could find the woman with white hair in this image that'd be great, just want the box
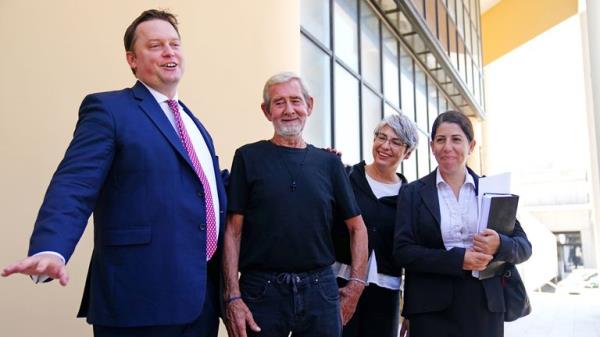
[332,113,418,337]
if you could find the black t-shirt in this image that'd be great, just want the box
[228,140,360,272]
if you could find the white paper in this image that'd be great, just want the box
[473,172,512,278]
[478,194,514,233]
[477,172,512,231]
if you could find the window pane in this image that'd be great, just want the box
[415,67,428,131]
[474,72,482,106]
[382,28,400,108]
[380,0,398,11]
[427,83,438,171]
[470,0,478,24]
[415,67,429,177]
[441,95,449,112]
[417,129,431,177]
[425,0,437,37]
[400,46,415,121]
[447,0,456,21]
[427,81,439,132]
[464,10,472,54]
[429,145,437,173]
[384,103,399,118]
[448,18,458,69]
[437,0,448,52]
[457,36,465,81]
[466,53,473,94]
[361,87,382,163]
[334,0,359,72]
[472,23,480,67]
[301,36,331,148]
[412,0,425,16]
[334,64,360,163]
[361,1,381,91]
[456,0,464,37]
[402,149,418,181]
[301,0,330,47]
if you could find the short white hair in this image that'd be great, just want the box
[262,72,311,111]
[374,114,419,152]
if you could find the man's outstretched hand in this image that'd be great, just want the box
[2,253,69,286]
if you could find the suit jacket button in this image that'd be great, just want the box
[199,224,206,231]
[197,190,204,197]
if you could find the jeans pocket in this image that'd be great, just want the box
[316,275,340,303]
[240,274,272,302]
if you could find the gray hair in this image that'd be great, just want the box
[374,114,419,152]
[262,72,311,111]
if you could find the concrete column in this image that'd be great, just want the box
[582,0,600,268]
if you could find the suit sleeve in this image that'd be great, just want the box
[494,219,532,264]
[28,94,116,262]
[393,184,465,276]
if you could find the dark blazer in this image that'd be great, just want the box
[393,168,531,317]
[333,161,407,277]
[28,81,227,327]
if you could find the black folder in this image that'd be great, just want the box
[478,194,519,279]
[486,194,519,234]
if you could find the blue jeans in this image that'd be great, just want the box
[240,266,341,337]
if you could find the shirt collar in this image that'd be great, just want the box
[139,81,179,104]
[436,167,475,188]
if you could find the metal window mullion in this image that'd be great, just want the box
[397,32,403,114]
[300,28,334,57]
[411,58,419,177]
[378,15,384,120]
[357,0,364,160]
[421,74,430,176]
[330,0,336,148]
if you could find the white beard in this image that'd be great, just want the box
[275,122,304,137]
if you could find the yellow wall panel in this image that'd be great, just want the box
[482,0,577,65]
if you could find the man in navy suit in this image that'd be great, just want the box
[2,9,226,337]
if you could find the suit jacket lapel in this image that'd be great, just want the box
[131,81,195,170]
[180,101,228,238]
[419,169,441,227]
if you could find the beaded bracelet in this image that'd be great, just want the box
[225,295,242,305]
[348,277,367,286]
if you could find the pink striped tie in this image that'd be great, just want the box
[167,99,217,260]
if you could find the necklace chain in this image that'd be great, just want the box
[274,144,310,192]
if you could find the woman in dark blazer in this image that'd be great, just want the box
[393,111,532,337]
[333,114,418,337]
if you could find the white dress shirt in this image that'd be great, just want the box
[142,82,221,241]
[436,168,478,250]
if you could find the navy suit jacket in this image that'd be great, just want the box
[28,81,227,327]
[393,168,532,317]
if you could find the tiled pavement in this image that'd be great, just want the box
[217,289,600,337]
[505,290,600,337]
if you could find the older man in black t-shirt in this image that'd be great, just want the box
[223,72,368,337]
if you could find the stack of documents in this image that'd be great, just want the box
[477,193,519,279]
[478,194,519,234]
[473,173,520,279]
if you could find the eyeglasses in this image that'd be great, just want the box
[374,132,406,149]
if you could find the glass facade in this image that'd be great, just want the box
[300,0,483,178]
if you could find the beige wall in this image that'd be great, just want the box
[0,1,299,336]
